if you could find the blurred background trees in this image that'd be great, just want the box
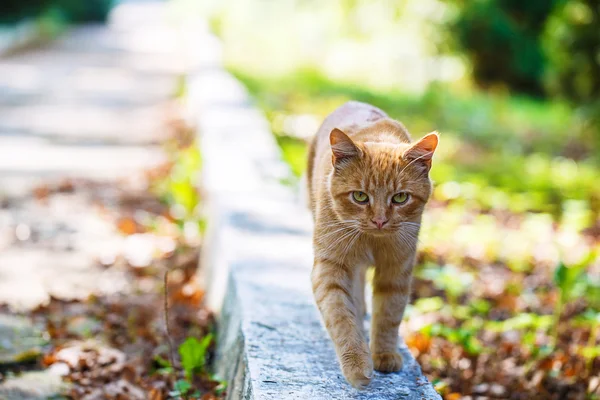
[3,0,597,120]
[544,0,600,131]
[0,0,113,24]
[445,0,600,136]
[8,0,594,123]
[443,0,560,96]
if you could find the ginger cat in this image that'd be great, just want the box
[307,101,438,389]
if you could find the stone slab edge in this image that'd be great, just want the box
[185,22,441,400]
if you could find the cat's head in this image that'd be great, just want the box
[327,128,438,236]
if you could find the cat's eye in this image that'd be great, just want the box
[392,192,410,205]
[352,191,369,204]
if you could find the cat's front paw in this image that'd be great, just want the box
[373,352,403,372]
[341,349,374,389]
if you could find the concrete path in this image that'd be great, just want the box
[0,1,183,311]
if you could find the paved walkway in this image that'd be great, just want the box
[0,1,185,311]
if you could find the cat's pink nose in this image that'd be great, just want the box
[371,218,388,229]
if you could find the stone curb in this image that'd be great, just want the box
[186,24,441,400]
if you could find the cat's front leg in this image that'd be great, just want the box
[311,258,373,389]
[370,268,411,373]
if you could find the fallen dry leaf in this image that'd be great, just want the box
[117,217,139,235]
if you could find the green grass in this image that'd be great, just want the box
[232,68,592,156]
[275,135,308,178]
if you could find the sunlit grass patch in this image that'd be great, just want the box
[274,135,308,178]
[231,68,591,155]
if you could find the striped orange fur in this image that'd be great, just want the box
[307,101,438,389]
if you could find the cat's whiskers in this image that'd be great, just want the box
[393,222,420,235]
[395,228,419,252]
[318,220,360,239]
[398,221,421,227]
[327,219,358,228]
[318,226,354,243]
[395,232,411,250]
[320,225,361,258]
[320,229,353,253]
[333,227,360,247]
[322,222,353,233]
[341,230,362,259]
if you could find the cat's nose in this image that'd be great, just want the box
[371,217,388,229]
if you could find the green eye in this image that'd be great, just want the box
[392,192,409,204]
[352,191,369,203]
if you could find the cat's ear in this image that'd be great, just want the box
[330,128,361,166]
[403,131,439,171]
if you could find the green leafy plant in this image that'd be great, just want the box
[574,309,600,371]
[554,261,587,302]
[423,322,484,356]
[179,334,213,380]
[169,379,192,398]
[553,251,598,340]
[154,335,215,399]
[152,354,174,376]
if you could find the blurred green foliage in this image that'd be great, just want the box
[275,135,308,178]
[443,0,560,95]
[544,0,600,131]
[232,68,600,220]
[423,323,484,355]
[150,138,204,241]
[0,0,113,24]
[444,0,600,132]
[161,144,202,219]
[418,264,475,305]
